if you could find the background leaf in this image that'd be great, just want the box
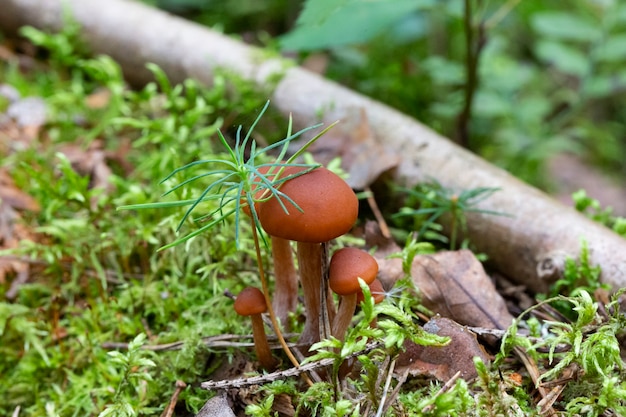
[531,11,601,42]
[280,0,433,51]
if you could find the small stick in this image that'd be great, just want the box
[383,367,410,416]
[160,380,187,417]
[421,371,462,413]
[537,384,565,414]
[365,186,391,238]
[374,359,396,417]
[200,341,382,390]
[514,346,557,417]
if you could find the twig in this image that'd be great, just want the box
[384,367,409,416]
[537,384,565,415]
[365,186,391,239]
[200,341,382,390]
[374,358,396,417]
[514,346,557,417]
[467,326,570,353]
[421,371,462,414]
[160,380,186,417]
[101,333,301,351]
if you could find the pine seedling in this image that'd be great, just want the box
[394,182,504,249]
[119,101,338,370]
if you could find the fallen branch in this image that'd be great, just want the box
[2,0,626,292]
[200,341,383,390]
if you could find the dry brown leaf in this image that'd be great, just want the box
[309,108,399,189]
[396,316,490,381]
[364,221,512,330]
[363,220,405,286]
[0,169,40,212]
[0,169,38,288]
[411,250,514,330]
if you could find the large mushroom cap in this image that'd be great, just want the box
[258,167,358,243]
[329,247,379,295]
[234,287,267,316]
[242,165,306,217]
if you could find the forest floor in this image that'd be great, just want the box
[2,24,626,417]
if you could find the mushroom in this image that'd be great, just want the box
[329,247,379,341]
[234,287,277,369]
[258,167,359,345]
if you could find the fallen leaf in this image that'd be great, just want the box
[363,220,405,285]
[396,316,490,381]
[0,169,38,290]
[0,168,40,212]
[309,108,400,189]
[364,221,513,330]
[411,250,514,330]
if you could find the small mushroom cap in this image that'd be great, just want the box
[329,247,379,295]
[258,167,358,243]
[234,287,267,316]
[356,278,386,304]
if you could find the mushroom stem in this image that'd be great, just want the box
[250,222,304,373]
[297,241,322,345]
[332,293,357,341]
[249,314,276,370]
[271,236,298,330]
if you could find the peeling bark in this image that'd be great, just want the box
[3,0,626,292]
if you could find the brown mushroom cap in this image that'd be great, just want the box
[234,287,267,316]
[242,165,307,217]
[329,247,379,296]
[258,167,358,243]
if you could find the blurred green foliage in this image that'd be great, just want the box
[152,0,626,190]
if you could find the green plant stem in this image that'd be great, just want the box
[250,218,311,383]
[456,0,486,149]
[450,210,458,250]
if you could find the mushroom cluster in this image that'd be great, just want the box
[236,164,388,366]
[257,166,359,344]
